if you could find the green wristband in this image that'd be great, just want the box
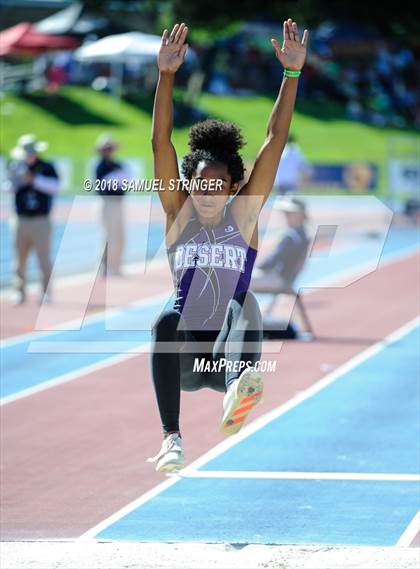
[283,69,301,78]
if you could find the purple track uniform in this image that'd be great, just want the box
[168,203,257,331]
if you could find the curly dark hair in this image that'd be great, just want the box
[181,119,246,184]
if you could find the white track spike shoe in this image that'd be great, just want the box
[147,433,184,473]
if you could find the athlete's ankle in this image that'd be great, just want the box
[225,376,239,391]
[163,430,181,439]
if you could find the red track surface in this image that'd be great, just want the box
[1,250,418,540]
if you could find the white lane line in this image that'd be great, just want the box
[179,471,420,482]
[396,511,420,547]
[0,344,149,407]
[78,315,419,540]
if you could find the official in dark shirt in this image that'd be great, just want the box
[7,134,60,305]
[95,134,129,276]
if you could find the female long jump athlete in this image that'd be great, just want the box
[148,19,308,472]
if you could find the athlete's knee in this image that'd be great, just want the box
[180,369,204,392]
[180,378,201,392]
[243,290,260,313]
[152,310,182,342]
[230,291,262,328]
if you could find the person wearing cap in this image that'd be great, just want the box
[94,134,129,276]
[251,197,310,294]
[6,134,60,305]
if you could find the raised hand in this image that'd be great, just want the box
[158,23,189,74]
[271,19,308,71]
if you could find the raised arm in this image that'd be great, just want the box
[152,23,189,218]
[233,19,308,220]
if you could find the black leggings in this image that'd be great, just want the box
[150,291,262,434]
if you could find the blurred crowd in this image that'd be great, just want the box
[198,32,418,129]
[308,42,418,128]
[3,19,418,130]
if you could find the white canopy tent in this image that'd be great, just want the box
[74,32,165,63]
[74,32,196,97]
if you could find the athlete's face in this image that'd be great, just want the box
[190,160,238,221]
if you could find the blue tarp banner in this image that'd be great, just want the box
[310,163,378,191]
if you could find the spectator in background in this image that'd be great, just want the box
[95,133,129,276]
[46,54,69,94]
[273,134,311,195]
[403,198,420,226]
[6,134,60,305]
[251,197,310,296]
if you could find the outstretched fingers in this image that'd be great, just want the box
[169,23,179,43]
[283,20,291,41]
[174,22,188,43]
[291,21,300,42]
[274,19,308,56]
[271,37,280,58]
[164,23,188,58]
[283,18,309,45]
[179,25,189,45]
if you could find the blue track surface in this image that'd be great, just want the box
[96,324,420,545]
[96,479,418,545]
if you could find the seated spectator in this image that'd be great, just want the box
[252,197,310,293]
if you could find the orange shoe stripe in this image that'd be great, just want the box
[240,391,263,404]
[225,415,246,427]
[232,402,255,416]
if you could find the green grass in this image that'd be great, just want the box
[199,94,411,163]
[1,86,418,194]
